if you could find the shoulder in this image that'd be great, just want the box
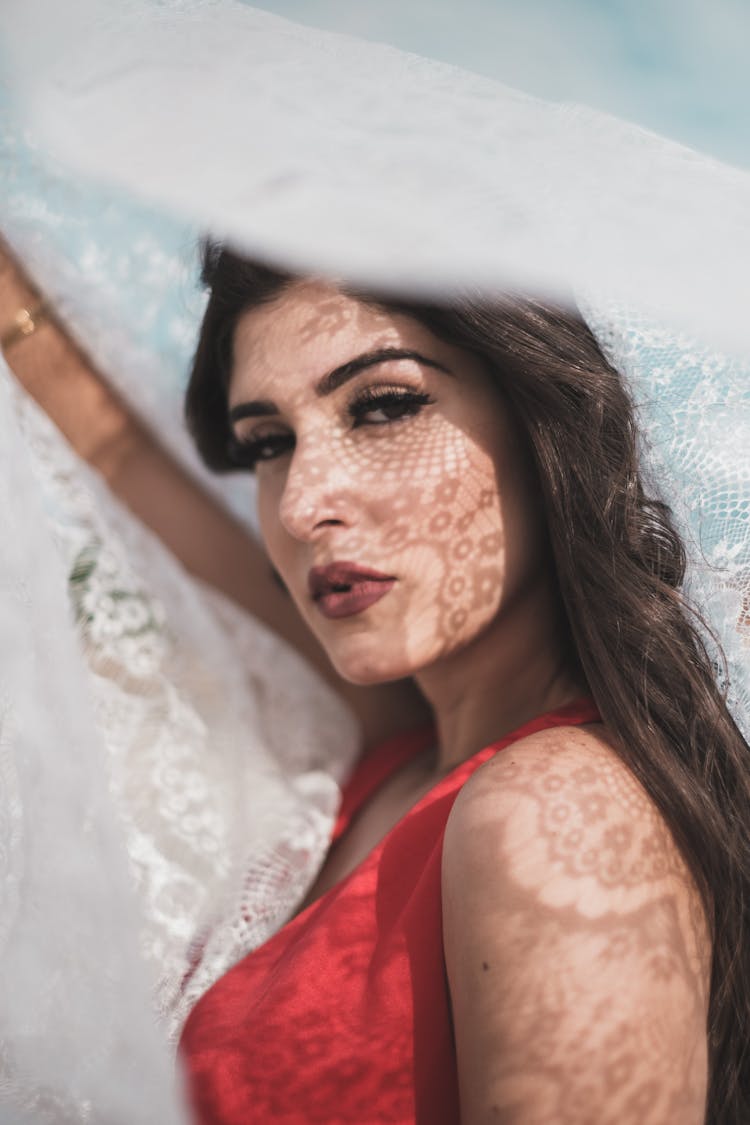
[441,721,711,1124]
[444,720,693,918]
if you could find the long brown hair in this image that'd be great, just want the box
[185,241,750,1122]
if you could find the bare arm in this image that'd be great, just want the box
[0,240,429,746]
[442,723,710,1125]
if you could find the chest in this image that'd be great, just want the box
[294,753,439,915]
[181,753,460,1124]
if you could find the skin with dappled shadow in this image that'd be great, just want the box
[443,723,709,1124]
[226,280,711,1123]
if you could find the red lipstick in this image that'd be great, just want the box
[308,562,396,620]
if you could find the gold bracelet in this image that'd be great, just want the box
[1,302,49,351]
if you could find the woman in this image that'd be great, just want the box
[0,229,426,1044]
[2,3,749,1120]
[177,244,750,1124]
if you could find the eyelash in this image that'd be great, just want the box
[350,385,433,427]
[228,385,433,471]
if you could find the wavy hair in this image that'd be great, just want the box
[185,240,750,1123]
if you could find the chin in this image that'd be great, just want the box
[327,643,417,687]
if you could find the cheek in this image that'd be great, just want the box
[354,417,510,575]
[256,475,287,567]
[367,435,507,642]
[396,426,542,660]
[374,419,480,508]
[422,434,505,545]
[427,447,508,612]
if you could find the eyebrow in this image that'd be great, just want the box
[228,347,452,423]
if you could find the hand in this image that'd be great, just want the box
[0,235,144,479]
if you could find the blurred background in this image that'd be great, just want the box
[255,0,749,169]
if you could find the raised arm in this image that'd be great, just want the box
[0,239,428,747]
[442,723,710,1125]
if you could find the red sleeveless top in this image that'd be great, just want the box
[180,698,599,1124]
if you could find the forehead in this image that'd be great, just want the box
[230,281,436,403]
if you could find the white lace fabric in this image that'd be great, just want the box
[0,362,185,1124]
[0,365,360,1120]
[580,300,750,741]
[3,0,749,353]
[0,2,748,1122]
[17,371,359,1012]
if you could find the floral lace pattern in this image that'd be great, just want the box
[582,297,750,742]
[0,367,360,1123]
[69,537,171,677]
[12,379,361,1035]
[0,363,186,1123]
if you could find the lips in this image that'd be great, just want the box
[308,562,396,620]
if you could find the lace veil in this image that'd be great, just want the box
[0,1,748,1121]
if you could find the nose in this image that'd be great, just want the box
[277,439,353,542]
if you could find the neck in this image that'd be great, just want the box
[415,576,584,775]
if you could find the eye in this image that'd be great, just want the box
[349,386,433,428]
[228,431,294,471]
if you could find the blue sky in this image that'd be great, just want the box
[254,0,749,169]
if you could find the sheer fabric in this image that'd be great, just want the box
[3,0,749,352]
[580,300,750,744]
[0,362,360,1119]
[10,377,360,1033]
[0,2,748,1122]
[0,361,186,1123]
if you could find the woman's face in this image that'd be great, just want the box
[229,281,547,685]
